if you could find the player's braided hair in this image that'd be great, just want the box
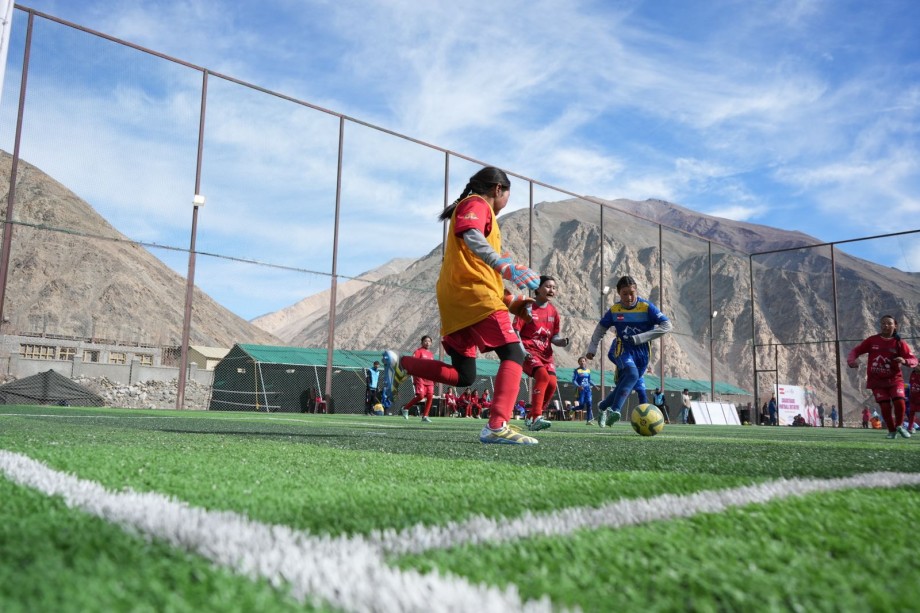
[439,166,510,221]
[616,275,638,291]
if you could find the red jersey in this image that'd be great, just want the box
[847,334,918,389]
[514,300,560,363]
[411,346,434,388]
[910,369,920,400]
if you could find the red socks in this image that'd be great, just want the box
[400,356,459,387]
[488,360,524,429]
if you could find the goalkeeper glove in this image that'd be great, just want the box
[493,253,540,290]
[503,290,535,322]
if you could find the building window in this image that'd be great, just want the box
[59,347,77,361]
[137,354,153,366]
[84,350,100,363]
[109,352,127,364]
[20,344,56,359]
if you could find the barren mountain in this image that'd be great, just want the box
[286,196,920,421]
[251,258,413,342]
[0,151,281,347]
[5,147,917,423]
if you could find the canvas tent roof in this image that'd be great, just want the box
[0,369,105,406]
[233,344,748,395]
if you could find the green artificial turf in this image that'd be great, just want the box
[397,487,920,612]
[0,478,314,613]
[2,406,918,611]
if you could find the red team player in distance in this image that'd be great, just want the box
[847,314,918,439]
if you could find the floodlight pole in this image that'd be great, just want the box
[324,116,345,399]
[598,206,607,404]
[176,70,208,410]
[709,242,715,401]
[831,245,843,427]
[0,12,32,327]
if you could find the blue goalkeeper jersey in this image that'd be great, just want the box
[573,367,593,389]
[600,297,669,368]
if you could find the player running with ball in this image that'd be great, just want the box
[586,275,672,427]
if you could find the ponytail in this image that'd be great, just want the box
[438,166,510,222]
[439,183,474,221]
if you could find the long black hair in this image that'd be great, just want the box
[439,166,510,221]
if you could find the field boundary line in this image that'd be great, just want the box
[3,449,919,611]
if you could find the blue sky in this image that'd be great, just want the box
[2,0,919,320]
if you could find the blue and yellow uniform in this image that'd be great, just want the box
[572,365,594,422]
[588,296,671,419]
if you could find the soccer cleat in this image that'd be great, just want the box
[897,425,911,439]
[910,425,918,434]
[479,423,539,445]
[401,409,409,420]
[605,410,622,426]
[597,409,608,428]
[421,416,432,423]
[886,431,897,439]
[525,416,552,431]
[382,350,408,394]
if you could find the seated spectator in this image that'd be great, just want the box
[443,387,458,417]
[469,389,481,419]
[457,389,472,418]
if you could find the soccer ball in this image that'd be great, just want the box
[631,403,665,437]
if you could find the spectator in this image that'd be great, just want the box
[680,389,691,424]
[768,395,778,426]
[365,360,381,415]
[443,387,458,417]
[829,405,838,428]
[817,402,825,427]
[861,406,871,429]
[653,387,670,423]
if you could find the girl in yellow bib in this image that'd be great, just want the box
[383,167,540,444]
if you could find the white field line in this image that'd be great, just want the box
[0,450,552,613]
[3,450,920,612]
[0,413,408,428]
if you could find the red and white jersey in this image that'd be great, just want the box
[514,300,560,363]
[847,334,918,389]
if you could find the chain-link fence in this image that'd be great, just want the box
[2,6,918,425]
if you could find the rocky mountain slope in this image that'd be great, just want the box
[278,196,920,419]
[5,147,918,422]
[0,151,281,347]
[251,258,413,342]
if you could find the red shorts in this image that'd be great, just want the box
[442,310,519,358]
[522,353,556,378]
[414,380,434,396]
[872,383,905,402]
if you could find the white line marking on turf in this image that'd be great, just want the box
[0,413,410,429]
[368,471,920,556]
[3,449,919,612]
[0,450,551,613]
